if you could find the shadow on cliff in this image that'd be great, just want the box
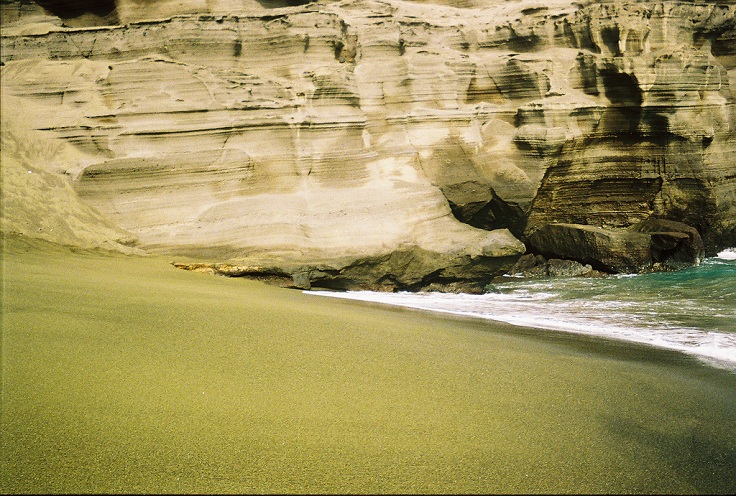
[599,67,642,134]
[255,0,314,7]
[34,0,116,18]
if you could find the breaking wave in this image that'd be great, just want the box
[310,253,736,371]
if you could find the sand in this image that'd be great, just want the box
[2,234,735,494]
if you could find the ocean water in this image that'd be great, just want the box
[310,248,736,371]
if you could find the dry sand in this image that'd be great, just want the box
[1,234,735,493]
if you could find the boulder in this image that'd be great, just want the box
[528,223,654,273]
[506,253,599,279]
[507,253,549,278]
[547,258,597,278]
[628,218,705,270]
[528,221,705,273]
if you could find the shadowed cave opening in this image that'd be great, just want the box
[600,26,621,56]
[599,68,643,134]
[255,0,314,7]
[31,1,314,22]
[600,69,642,107]
[34,0,116,18]
[447,196,527,239]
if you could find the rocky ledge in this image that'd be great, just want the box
[172,236,522,292]
[528,218,704,273]
[2,0,735,290]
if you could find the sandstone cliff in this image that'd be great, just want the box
[2,0,735,288]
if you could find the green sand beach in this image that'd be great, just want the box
[2,236,735,494]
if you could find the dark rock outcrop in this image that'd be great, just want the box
[528,219,704,273]
[174,243,522,292]
[528,223,653,273]
[628,217,705,270]
[505,253,603,279]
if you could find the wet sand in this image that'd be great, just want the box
[2,236,735,493]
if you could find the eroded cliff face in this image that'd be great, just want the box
[2,0,735,288]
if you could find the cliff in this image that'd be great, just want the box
[2,0,735,289]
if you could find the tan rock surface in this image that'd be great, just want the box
[2,0,735,284]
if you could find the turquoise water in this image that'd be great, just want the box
[312,249,736,371]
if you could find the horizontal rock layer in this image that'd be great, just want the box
[2,0,736,284]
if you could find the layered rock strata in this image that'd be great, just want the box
[2,0,735,287]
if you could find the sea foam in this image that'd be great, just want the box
[308,256,736,372]
[717,247,736,260]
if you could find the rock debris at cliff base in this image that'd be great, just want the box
[2,0,735,288]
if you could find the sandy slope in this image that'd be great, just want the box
[0,94,140,253]
[2,236,735,493]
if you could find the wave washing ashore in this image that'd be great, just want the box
[311,249,736,371]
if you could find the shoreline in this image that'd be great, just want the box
[306,289,736,374]
[3,237,736,493]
